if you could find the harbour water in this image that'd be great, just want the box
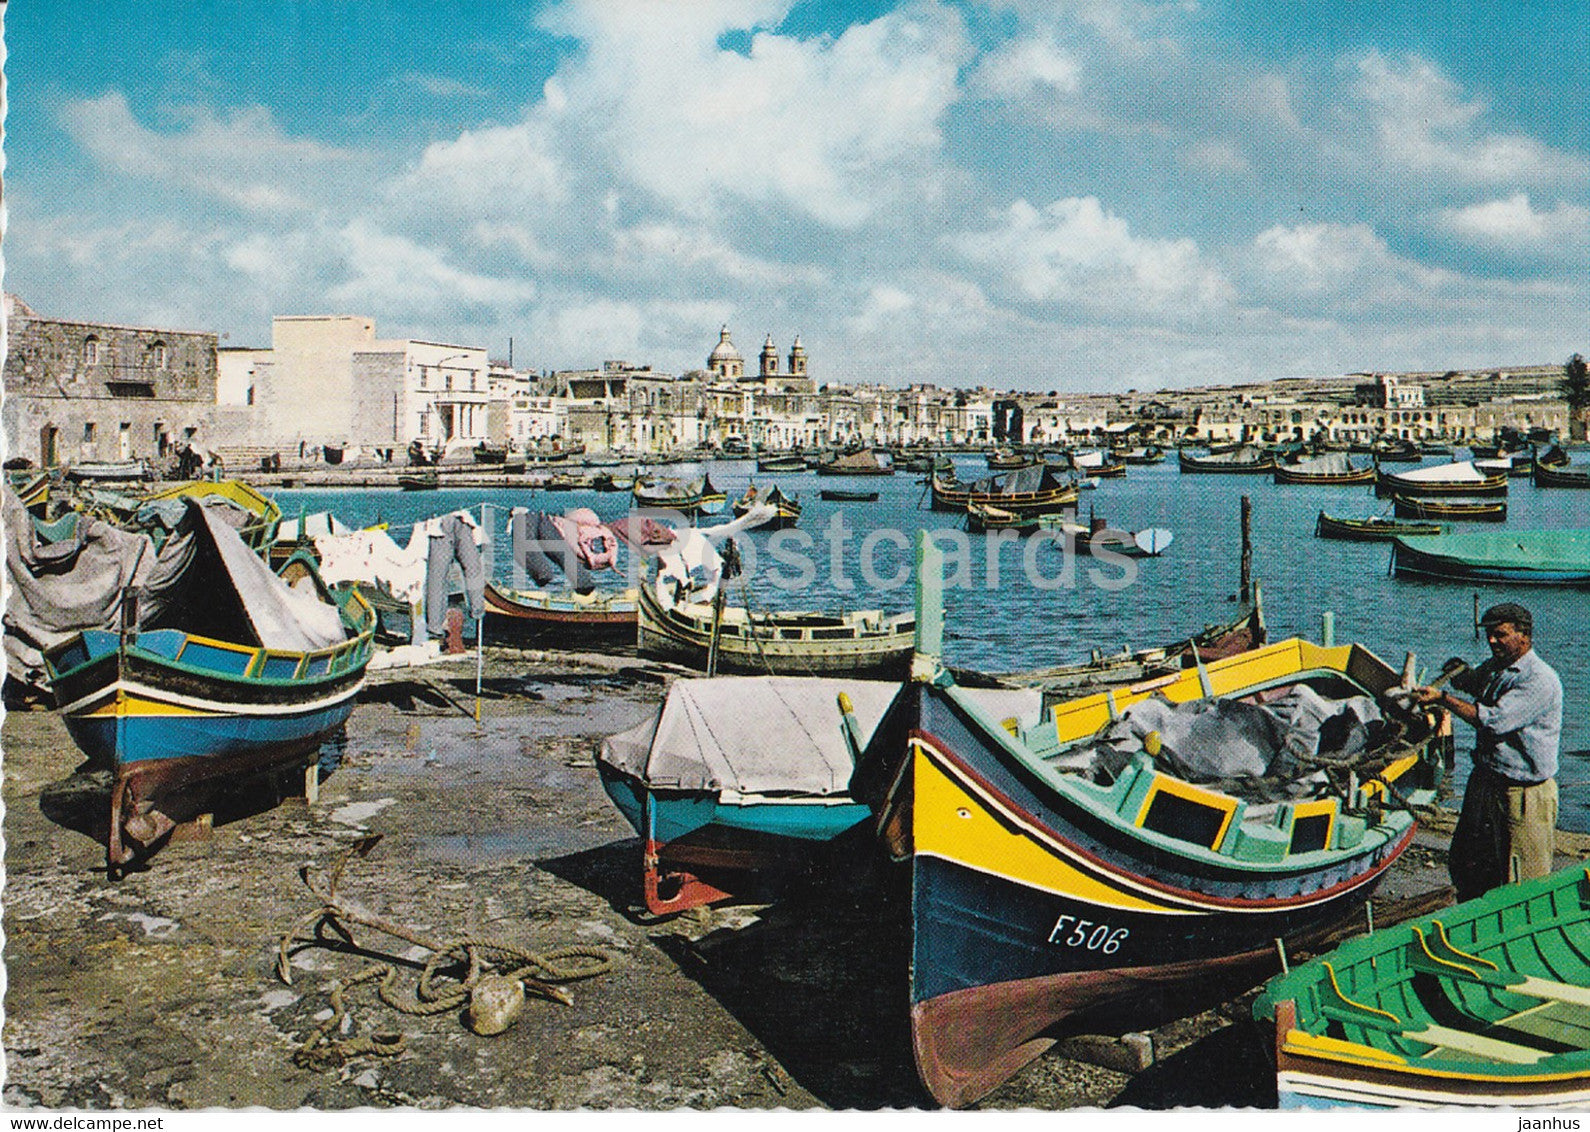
[274,454,1590,830]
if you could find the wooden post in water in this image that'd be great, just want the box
[1239,495,1253,605]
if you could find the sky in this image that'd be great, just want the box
[4,0,1586,392]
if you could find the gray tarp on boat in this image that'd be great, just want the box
[601,676,903,795]
[1090,685,1386,788]
[4,482,157,692]
[1288,452,1359,475]
[137,498,346,651]
[970,464,1061,495]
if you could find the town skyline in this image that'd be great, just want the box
[6,2,1586,391]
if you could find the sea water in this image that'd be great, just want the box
[274,455,1590,830]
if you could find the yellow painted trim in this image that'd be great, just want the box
[1134,774,1240,849]
[1324,961,1402,1024]
[1282,1029,1408,1066]
[913,743,1183,914]
[1410,926,1485,979]
[82,695,216,718]
[1289,798,1338,848]
[177,633,260,658]
[1429,921,1499,971]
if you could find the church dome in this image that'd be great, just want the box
[708,326,742,365]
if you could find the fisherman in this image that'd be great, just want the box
[1413,602,1563,901]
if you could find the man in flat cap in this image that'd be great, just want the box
[1414,602,1563,900]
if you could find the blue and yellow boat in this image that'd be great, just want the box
[599,675,900,915]
[44,498,374,875]
[850,536,1448,1106]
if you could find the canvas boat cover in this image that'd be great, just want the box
[136,498,347,651]
[971,464,1061,495]
[1087,685,1389,793]
[1197,445,1267,465]
[1288,452,1359,475]
[4,482,156,691]
[1395,529,1590,572]
[1390,459,1491,483]
[600,676,903,795]
[277,512,352,541]
[824,449,887,472]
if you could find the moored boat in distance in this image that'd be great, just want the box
[1315,512,1445,542]
[929,464,1080,515]
[1274,453,1377,486]
[1391,495,1507,522]
[1533,452,1590,488]
[1254,864,1590,1109]
[483,582,640,649]
[820,488,880,503]
[1389,528,1590,585]
[1178,446,1276,474]
[852,538,1444,1107]
[1376,460,1508,498]
[398,470,440,491]
[816,447,894,476]
[732,484,801,529]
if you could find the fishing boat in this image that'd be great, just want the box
[852,540,1444,1106]
[732,484,800,529]
[968,595,1266,695]
[63,459,152,483]
[1114,446,1165,465]
[637,584,915,677]
[482,582,639,648]
[1376,461,1508,498]
[1370,438,1422,463]
[1391,496,1506,522]
[755,454,808,474]
[894,453,938,474]
[632,474,723,516]
[139,479,283,555]
[1389,529,1590,585]
[987,448,1033,471]
[1254,863,1590,1109]
[929,465,1080,515]
[598,676,900,915]
[815,448,894,476]
[398,471,440,491]
[1315,513,1445,542]
[42,499,376,877]
[820,488,879,503]
[963,502,1172,557]
[1532,454,1590,488]
[590,472,637,493]
[1178,446,1276,474]
[1071,450,1127,478]
[1273,453,1377,486]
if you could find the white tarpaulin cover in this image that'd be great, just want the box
[601,676,904,795]
[1393,459,1489,483]
[1288,452,1358,475]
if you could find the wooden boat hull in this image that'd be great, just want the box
[637,587,914,677]
[1178,452,1276,473]
[1533,460,1590,488]
[483,583,638,647]
[1256,865,1590,1109]
[1376,469,1508,497]
[1315,512,1443,541]
[1391,496,1506,522]
[1274,465,1376,486]
[854,632,1439,1107]
[1389,531,1590,586]
[46,619,371,872]
[929,474,1079,515]
[398,474,439,491]
[820,489,879,502]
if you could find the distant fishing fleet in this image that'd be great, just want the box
[6,425,1589,1109]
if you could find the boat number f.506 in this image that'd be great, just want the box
[1046,915,1129,953]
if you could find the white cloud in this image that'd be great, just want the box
[1352,52,1589,188]
[59,92,363,213]
[327,222,537,321]
[1436,194,1590,255]
[949,197,1232,316]
[971,35,1081,100]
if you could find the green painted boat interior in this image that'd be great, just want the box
[1395,529,1590,570]
[1256,865,1590,1073]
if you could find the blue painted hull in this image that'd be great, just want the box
[63,699,358,770]
[599,763,869,844]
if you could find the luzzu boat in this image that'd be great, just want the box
[599,675,901,915]
[44,499,374,876]
[1255,864,1590,1109]
[482,581,639,648]
[1389,529,1590,585]
[850,535,1446,1107]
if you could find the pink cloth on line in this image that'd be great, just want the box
[609,515,678,555]
[548,508,619,572]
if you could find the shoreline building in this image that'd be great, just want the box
[2,294,220,467]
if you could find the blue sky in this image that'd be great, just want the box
[5,0,1586,391]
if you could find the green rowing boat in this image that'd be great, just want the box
[1255,864,1590,1108]
[1390,528,1590,585]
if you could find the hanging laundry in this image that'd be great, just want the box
[510,509,594,594]
[609,514,678,556]
[416,510,486,637]
[312,528,427,603]
[547,508,619,572]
